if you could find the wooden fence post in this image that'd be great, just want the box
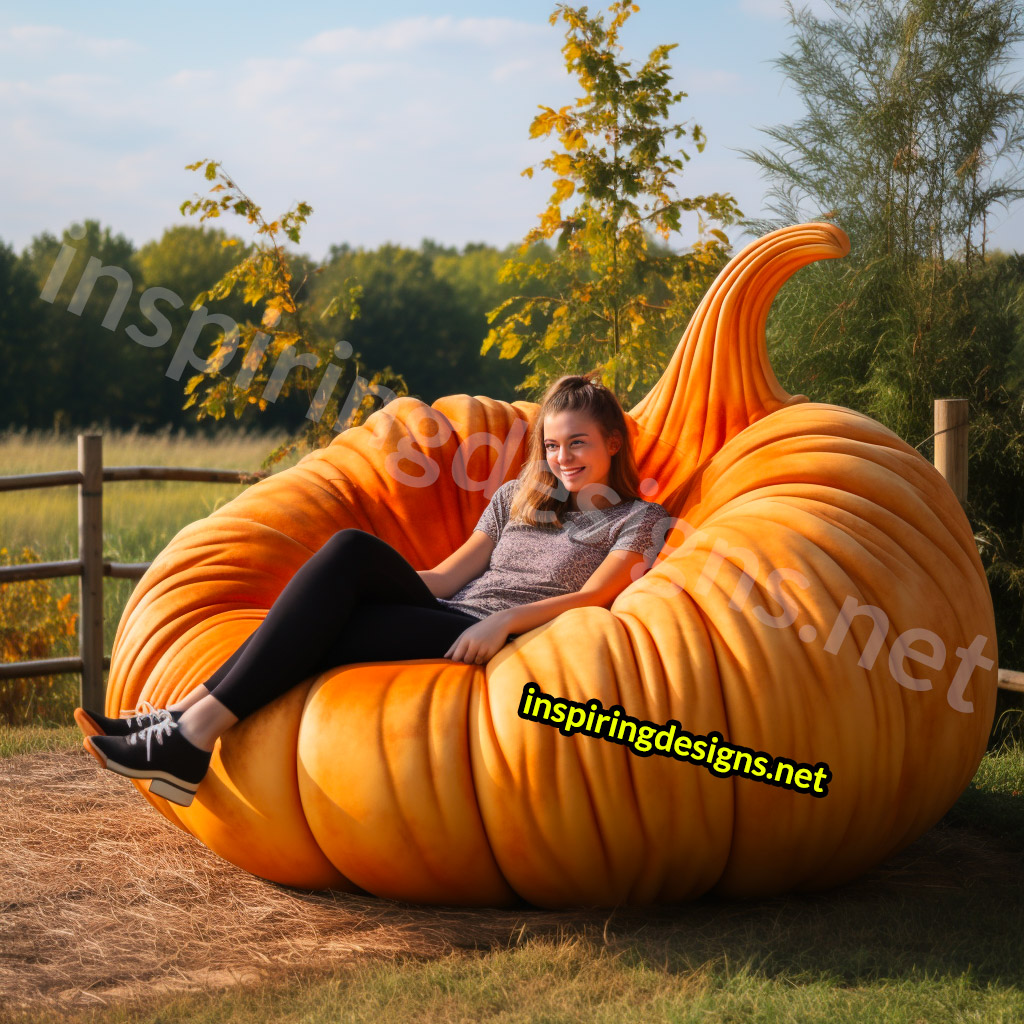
[78,434,104,710]
[934,398,968,504]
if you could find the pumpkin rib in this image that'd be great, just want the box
[674,414,984,598]
[691,488,955,608]
[590,612,703,904]
[610,602,733,901]
[691,601,743,897]
[597,625,670,905]
[614,591,738,899]
[462,670,524,906]
[470,669,541,903]
[773,492,973,619]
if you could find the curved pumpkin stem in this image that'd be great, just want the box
[629,222,850,478]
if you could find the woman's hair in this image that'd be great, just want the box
[510,370,642,529]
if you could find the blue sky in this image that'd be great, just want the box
[3,0,1024,260]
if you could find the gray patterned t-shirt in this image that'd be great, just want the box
[437,478,671,621]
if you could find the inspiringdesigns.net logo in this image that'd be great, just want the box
[517,684,833,797]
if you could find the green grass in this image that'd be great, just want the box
[9,942,1024,1024]
[0,722,82,757]
[943,734,1024,846]
[0,425,301,565]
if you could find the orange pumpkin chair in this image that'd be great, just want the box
[105,222,997,907]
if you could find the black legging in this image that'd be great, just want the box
[199,529,483,720]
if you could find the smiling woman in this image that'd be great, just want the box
[431,374,670,650]
[76,371,671,808]
[543,409,621,504]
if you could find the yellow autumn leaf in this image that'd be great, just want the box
[529,107,555,138]
[551,178,575,204]
[564,129,587,151]
[540,208,562,233]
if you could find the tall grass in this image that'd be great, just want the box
[0,426,302,723]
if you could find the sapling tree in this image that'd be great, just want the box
[179,160,406,468]
[483,0,742,404]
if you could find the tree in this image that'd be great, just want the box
[745,0,1024,268]
[178,160,407,467]
[483,0,742,405]
[134,225,267,432]
[17,222,154,432]
[743,0,1024,668]
[311,241,526,405]
[0,240,44,428]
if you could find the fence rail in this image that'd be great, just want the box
[0,407,1021,711]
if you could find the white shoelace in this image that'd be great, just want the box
[126,716,178,760]
[119,699,171,729]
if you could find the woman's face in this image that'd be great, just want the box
[542,410,622,508]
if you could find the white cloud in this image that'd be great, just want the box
[681,69,746,95]
[231,57,312,106]
[303,16,545,55]
[490,55,567,85]
[491,58,534,83]
[739,0,838,18]
[3,25,64,47]
[166,69,216,89]
[0,24,139,58]
[326,62,399,87]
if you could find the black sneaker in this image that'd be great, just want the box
[84,717,212,807]
[75,700,183,739]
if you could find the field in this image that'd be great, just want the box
[2,429,1023,1023]
[0,426,302,722]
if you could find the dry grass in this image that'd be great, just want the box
[0,748,617,1017]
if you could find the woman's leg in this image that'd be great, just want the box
[320,603,481,665]
[175,530,458,747]
[166,633,258,713]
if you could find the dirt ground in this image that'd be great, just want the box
[1,747,1020,1020]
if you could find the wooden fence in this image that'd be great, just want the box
[0,434,265,710]
[0,404,1022,711]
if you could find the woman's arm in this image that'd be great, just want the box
[445,547,649,663]
[501,548,647,635]
[417,529,495,599]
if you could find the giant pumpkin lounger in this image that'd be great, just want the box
[100,222,997,908]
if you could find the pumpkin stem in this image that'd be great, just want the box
[628,222,850,485]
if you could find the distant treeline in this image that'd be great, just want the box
[0,222,543,436]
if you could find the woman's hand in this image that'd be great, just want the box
[445,611,511,665]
